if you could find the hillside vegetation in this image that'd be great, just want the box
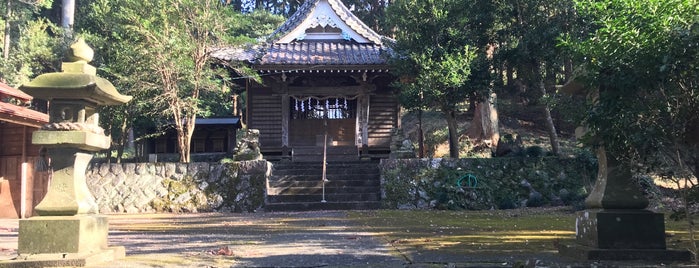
[401,97,581,159]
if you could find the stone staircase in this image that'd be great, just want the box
[265,161,382,211]
[291,146,359,162]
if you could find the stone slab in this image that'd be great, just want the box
[32,131,110,151]
[558,243,691,262]
[0,246,125,268]
[18,215,108,254]
[576,209,666,249]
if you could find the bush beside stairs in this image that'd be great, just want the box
[265,161,382,211]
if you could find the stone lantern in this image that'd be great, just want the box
[556,78,690,261]
[12,39,131,265]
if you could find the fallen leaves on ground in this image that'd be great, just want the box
[210,246,234,256]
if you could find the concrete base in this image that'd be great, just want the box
[558,243,691,262]
[18,215,108,254]
[576,209,666,249]
[0,247,125,268]
[559,209,691,262]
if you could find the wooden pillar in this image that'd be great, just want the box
[357,94,370,156]
[20,126,27,218]
[281,94,290,153]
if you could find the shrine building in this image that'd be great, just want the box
[214,0,399,161]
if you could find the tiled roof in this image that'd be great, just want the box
[260,42,386,65]
[213,42,389,69]
[0,82,32,101]
[268,0,383,45]
[211,0,392,70]
[0,102,49,127]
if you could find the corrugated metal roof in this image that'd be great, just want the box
[0,82,33,101]
[0,102,49,127]
[196,118,241,126]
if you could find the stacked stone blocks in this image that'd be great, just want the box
[86,160,270,213]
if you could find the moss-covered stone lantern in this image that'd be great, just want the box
[10,38,131,266]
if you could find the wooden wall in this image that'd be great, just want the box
[249,89,283,149]
[0,123,47,218]
[368,93,398,147]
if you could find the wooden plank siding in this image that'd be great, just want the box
[249,93,283,149]
[368,94,398,147]
[0,123,47,218]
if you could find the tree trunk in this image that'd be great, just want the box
[62,0,75,39]
[184,114,196,163]
[3,0,11,60]
[115,117,128,163]
[564,57,574,82]
[418,108,425,158]
[535,61,561,156]
[466,93,500,148]
[506,63,514,88]
[445,109,459,158]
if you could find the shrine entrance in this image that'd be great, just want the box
[289,96,357,147]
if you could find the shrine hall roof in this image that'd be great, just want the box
[267,0,383,45]
[212,0,392,70]
[213,42,388,68]
[0,82,49,127]
[0,102,49,127]
[0,82,33,101]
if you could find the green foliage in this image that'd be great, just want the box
[0,17,62,85]
[73,0,282,163]
[387,0,486,158]
[563,0,699,179]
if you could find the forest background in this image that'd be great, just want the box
[0,0,696,186]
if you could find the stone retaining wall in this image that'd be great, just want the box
[86,160,270,213]
[380,157,597,210]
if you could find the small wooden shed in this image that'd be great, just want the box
[214,0,399,161]
[0,82,49,218]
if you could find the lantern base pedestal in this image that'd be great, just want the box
[558,209,691,262]
[0,215,125,267]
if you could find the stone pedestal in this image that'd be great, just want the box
[558,148,691,262]
[19,216,108,254]
[2,216,126,267]
[576,209,665,249]
[558,209,690,261]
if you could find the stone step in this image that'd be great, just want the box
[264,201,381,212]
[267,193,380,203]
[269,174,380,182]
[269,179,379,188]
[292,146,359,162]
[266,159,381,212]
[273,162,378,170]
[268,185,380,195]
[272,169,379,177]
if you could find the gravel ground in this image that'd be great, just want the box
[0,211,697,268]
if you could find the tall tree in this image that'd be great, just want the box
[563,0,699,178]
[106,0,240,163]
[495,0,577,156]
[387,0,483,158]
[344,0,391,34]
[0,0,58,85]
[76,0,283,162]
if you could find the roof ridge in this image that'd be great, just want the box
[267,0,384,45]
